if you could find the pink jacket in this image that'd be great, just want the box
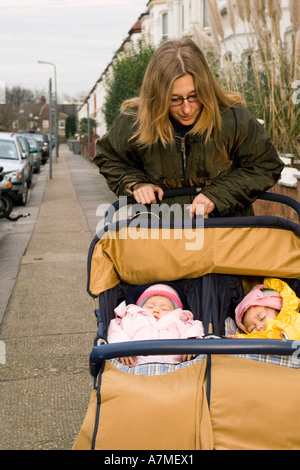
[107,302,204,365]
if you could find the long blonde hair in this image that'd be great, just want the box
[122,38,244,147]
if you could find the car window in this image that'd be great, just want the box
[31,134,43,143]
[36,134,47,142]
[17,136,28,153]
[27,138,38,150]
[0,141,18,160]
[16,140,24,156]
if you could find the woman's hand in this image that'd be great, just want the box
[188,193,215,217]
[132,183,164,205]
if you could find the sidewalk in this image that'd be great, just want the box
[0,144,115,450]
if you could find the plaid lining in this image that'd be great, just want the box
[109,354,206,375]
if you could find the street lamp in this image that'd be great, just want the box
[37,60,59,162]
[48,78,53,179]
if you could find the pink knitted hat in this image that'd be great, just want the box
[137,284,183,310]
[235,285,283,331]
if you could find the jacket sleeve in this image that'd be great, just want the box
[175,311,205,338]
[107,318,132,344]
[201,105,284,216]
[94,112,148,196]
[180,319,205,339]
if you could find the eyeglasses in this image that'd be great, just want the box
[170,94,199,107]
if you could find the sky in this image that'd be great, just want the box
[0,0,148,101]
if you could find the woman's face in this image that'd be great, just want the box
[169,74,202,127]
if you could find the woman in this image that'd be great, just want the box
[94,38,283,218]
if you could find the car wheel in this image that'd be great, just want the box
[28,172,33,188]
[19,181,28,206]
[0,192,14,218]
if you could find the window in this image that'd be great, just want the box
[43,120,49,129]
[59,120,65,129]
[203,0,209,27]
[162,12,168,39]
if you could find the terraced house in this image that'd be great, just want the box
[78,0,299,214]
[79,0,296,133]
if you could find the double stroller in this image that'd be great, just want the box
[73,188,300,450]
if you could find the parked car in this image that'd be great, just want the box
[0,168,14,218]
[22,135,42,173]
[19,130,49,164]
[16,134,33,187]
[0,132,29,205]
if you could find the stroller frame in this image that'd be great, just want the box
[74,188,300,451]
[88,189,300,377]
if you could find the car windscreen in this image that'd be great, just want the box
[26,137,38,149]
[0,140,18,160]
[31,134,43,143]
[22,133,43,144]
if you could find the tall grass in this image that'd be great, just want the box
[195,0,300,155]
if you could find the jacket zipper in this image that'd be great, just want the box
[179,136,187,179]
[179,136,194,205]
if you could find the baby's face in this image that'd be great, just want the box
[243,306,278,333]
[142,295,175,319]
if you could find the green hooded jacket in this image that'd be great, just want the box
[94,103,284,217]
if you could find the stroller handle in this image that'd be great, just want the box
[103,188,300,224]
[258,192,300,221]
[89,338,300,377]
[103,187,200,223]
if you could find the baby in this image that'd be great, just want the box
[235,284,283,334]
[107,283,204,366]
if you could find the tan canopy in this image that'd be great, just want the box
[88,225,300,297]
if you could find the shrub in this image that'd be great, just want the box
[104,41,155,129]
